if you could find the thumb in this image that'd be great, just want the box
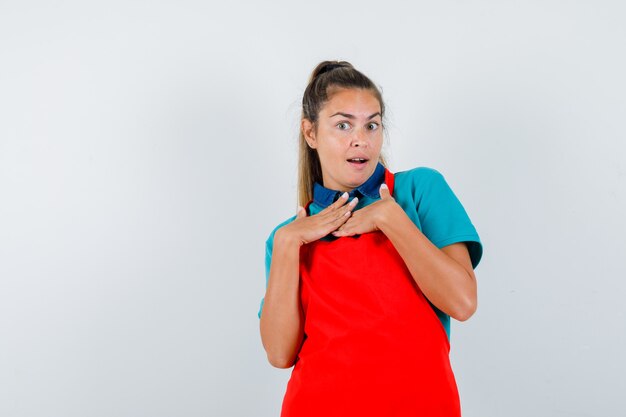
[379,183,392,199]
[296,205,307,219]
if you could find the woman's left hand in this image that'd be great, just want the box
[332,183,399,237]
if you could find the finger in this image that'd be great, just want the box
[327,200,356,228]
[332,221,348,233]
[379,183,391,199]
[332,225,346,236]
[318,191,349,214]
[332,225,354,237]
[321,195,357,224]
[330,202,359,230]
[334,197,358,221]
[296,205,307,219]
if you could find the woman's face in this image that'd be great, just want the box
[302,88,383,192]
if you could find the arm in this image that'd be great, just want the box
[259,195,358,368]
[332,183,477,321]
[259,229,305,369]
[378,203,477,321]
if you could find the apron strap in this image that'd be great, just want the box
[383,167,395,195]
[304,199,314,216]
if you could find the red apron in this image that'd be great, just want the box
[280,169,461,417]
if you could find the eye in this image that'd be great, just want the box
[367,122,380,130]
[336,122,351,130]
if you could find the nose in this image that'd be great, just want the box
[351,128,368,147]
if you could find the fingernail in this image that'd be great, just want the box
[380,183,388,189]
[341,192,348,199]
[350,197,359,205]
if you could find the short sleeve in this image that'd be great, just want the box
[418,169,483,269]
[257,236,273,319]
[258,215,296,319]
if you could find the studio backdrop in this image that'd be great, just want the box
[1,1,625,416]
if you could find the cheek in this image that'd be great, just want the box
[324,138,349,153]
[374,134,384,149]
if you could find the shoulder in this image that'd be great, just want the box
[265,214,297,249]
[393,166,446,197]
[394,165,444,182]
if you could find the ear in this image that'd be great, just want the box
[301,118,317,149]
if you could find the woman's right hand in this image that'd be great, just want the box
[277,192,359,246]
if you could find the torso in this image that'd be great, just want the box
[279,169,461,417]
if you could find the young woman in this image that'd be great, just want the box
[258,60,483,417]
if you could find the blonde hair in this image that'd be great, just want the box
[297,61,388,207]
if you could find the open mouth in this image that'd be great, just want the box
[347,158,368,164]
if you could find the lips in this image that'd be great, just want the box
[346,157,368,164]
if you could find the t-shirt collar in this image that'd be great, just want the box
[312,162,386,208]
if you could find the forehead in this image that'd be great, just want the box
[321,88,381,116]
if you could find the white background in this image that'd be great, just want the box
[1,1,625,416]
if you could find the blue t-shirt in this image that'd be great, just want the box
[258,163,483,341]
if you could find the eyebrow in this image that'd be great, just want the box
[330,112,381,120]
